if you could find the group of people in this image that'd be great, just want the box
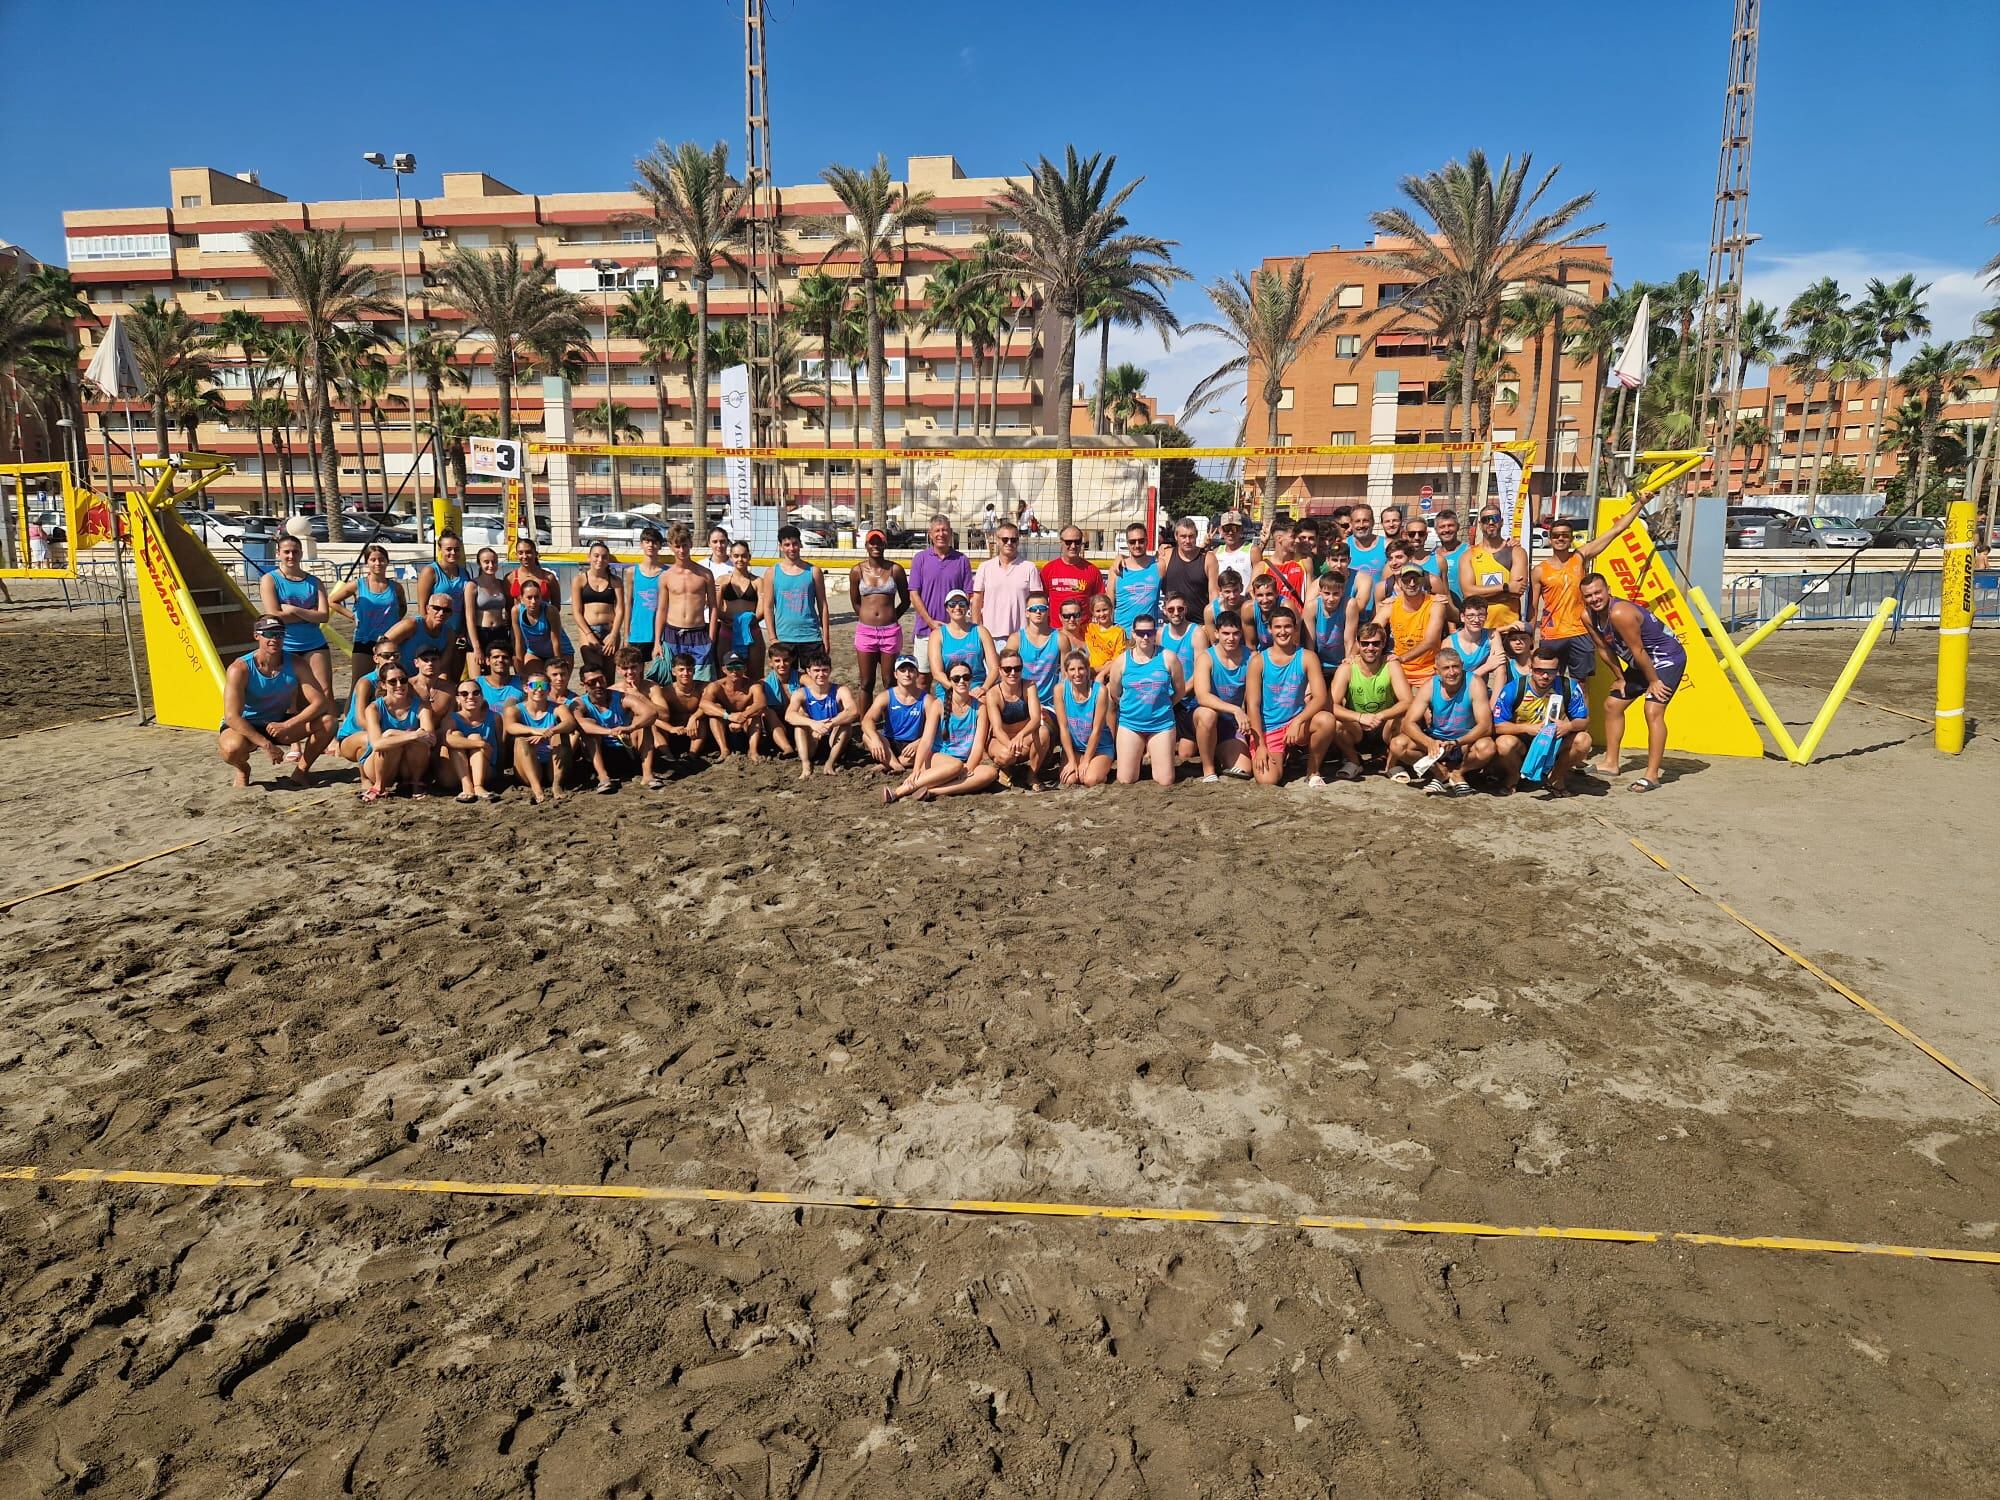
[217,495,1691,804]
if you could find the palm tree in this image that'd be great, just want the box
[816,156,938,530]
[1732,413,1772,487]
[124,294,215,457]
[1501,288,1583,481]
[1364,149,1602,505]
[1651,268,1705,348]
[246,227,393,526]
[830,300,870,491]
[629,139,753,533]
[421,401,497,501]
[1077,258,1184,434]
[353,360,400,514]
[611,284,685,506]
[576,399,642,510]
[429,243,588,452]
[401,328,466,504]
[1855,274,1931,494]
[326,325,389,512]
[1,278,72,469]
[1183,264,1347,531]
[654,299,705,481]
[1898,340,1976,507]
[1092,362,1150,434]
[1781,278,1847,505]
[1809,318,1873,504]
[165,376,227,454]
[791,271,849,509]
[1963,305,2000,518]
[918,261,972,437]
[213,308,275,512]
[246,394,298,510]
[1567,282,1647,492]
[745,321,812,505]
[23,265,91,483]
[984,147,1181,524]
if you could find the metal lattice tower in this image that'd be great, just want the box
[743,0,784,506]
[1692,0,1760,497]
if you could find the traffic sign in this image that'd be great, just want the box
[467,436,523,478]
[1419,483,1434,514]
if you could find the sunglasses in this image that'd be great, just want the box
[1027,603,1049,613]
[1133,629,1156,640]
[998,535,1019,544]
[456,687,479,697]
[1061,609,1083,619]
[947,673,972,684]
[999,663,1023,673]
[525,679,550,690]
[1061,537,1084,547]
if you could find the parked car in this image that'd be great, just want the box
[1858,515,1944,549]
[306,513,419,544]
[575,509,661,547]
[175,508,255,546]
[461,512,554,549]
[1725,505,1797,548]
[1773,514,1870,549]
[795,520,839,548]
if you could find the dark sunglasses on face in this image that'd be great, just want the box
[1000,664,1022,673]
[1062,537,1084,547]
[948,672,971,684]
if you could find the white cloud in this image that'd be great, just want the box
[1097,313,1240,445]
[1743,248,1991,355]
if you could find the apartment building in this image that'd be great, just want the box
[1247,236,1613,511]
[61,158,1046,511]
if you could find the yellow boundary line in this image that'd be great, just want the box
[2,1164,1995,1267]
[1597,814,2000,1109]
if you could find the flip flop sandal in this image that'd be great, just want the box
[595,780,616,795]
[455,792,477,804]
[1628,776,1663,793]
[360,786,384,804]
[1389,769,1412,784]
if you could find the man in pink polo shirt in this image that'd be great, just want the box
[972,520,1039,639]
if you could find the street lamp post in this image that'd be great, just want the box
[590,258,620,512]
[364,151,423,531]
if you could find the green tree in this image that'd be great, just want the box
[1131,419,1196,506]
[1183,264,1347,531]
[429,244,588,451]
[23,265,92,482]
[1091,362,1150,434]
[165,375,226,454]
[1854,274,1931,494]
[1077,256,1184,435]
[1897,341,1975,508]
[214,308,275,511]
[421,401,497,501]
[816,156,937,530]
[610,284,686,506]
[124,293,216,457]
[630,140,753,532]
[985,147,1181,524]
[1364,149,1601,504]
[1817,459,1865,494]
[1963,305,2000,518]
[918,261,972,437]
[1501,287,1584,484]
[576,399,642,510]
[1781,277,1847,506]
[1650,268,1705,348]
[1732,412,1771,487]
[401,327,466,504]
[791,271,850,509]
[1809,318,1873,506]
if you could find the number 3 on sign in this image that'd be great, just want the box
[468,437,523,477]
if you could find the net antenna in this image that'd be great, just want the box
[743,0,785,512]
[1691,0,1761,500]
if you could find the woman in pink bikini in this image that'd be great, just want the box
[848,529,910,702]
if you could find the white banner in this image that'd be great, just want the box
[1493,449,1525,540]
[720,364,753,538]
[467,436,523,479]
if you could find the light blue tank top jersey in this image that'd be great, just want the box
[1160,621,1200,697]
[763,669,797,709]
[1311,595,1349,668]
[451,708,503,764]
[338,669,380,740]
[627,565,665,644]
[478,677,525,711]
[1205,646,1247,707]
[356,694,421,761]
[1426,544,1469,595]
[1114,557,1161,632]
[771,563,821,643]
[1250,600,1272,649]
[938,702,980,759]
[270,570,326,652]
[519,701,561,757]
[1429,676,1476,740]
[1347,536,1388,576]
[936,624,987,690]
[231,656,299,729]
[1451,629,1493,675]
[577,693,630,729]
[352,578,402,643]
[801,682,841,722]
[427,564,472,634]
[1258,647,1306,727]
[398,620,453,674]
[884,690,928,745]
[1061,680,1104,753]
[1017,629,1062,706]
[515,604,566,660]
[1118,650,1176,736]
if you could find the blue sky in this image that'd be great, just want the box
[4,0,1994,436]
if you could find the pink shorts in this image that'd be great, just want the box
[1262,717,1297,759]
[855,621,904,656]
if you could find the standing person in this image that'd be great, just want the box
[1458,505,1529,631]
[443,677,505,802]
[1582,572,1687,793]
[504,667,576,805]
[1053,649,1115,787]
[1208,510,1255,602]
[508,537,562,615]
[701,652,766,761]
[1378,562,1446,700]
[1388,646,1493,796]
[1252,520,1307,612]
[1245,607,1336,788]
[257,534,335,750]
[1327,623,1413,780]
[1307,555,1363,673]
[328,543,406,686]
[1040,524,1105,623]
[463,547,512,674]
[1159,517,1211,617]
[511,577,569,666]
[927,589,999,697]
[1531,497,1648,680]
[357,664,437,804]
[860,654,930,775]
[1447,597,1509,696]
[1345,504,1387,578]
[979,500,1000,554]
[1244,574,1281,650]
[1111,522,1162,633]
[1425,511,1468,603]
[848,529,911,698]
[218,616,330,788]
[1084,592,1127,674]
[573,659,660,792]
[972,521,1039,640]
[1294,517,1329,581]
[1191,612,1253,782]
[716,539,764,679]
[982,647,1050,789]
[1013,593,1063,709]
[1379,505,1406,549]
[624,527,669,666]
[416,530,474,679]
[884,661,998,802]
[1493,646,1593,797]
[703,525,734,580]
[655,523,720,681]
[759,524,830,657]
[1103,613,1186,786]
[571,540,626,674]
[907,514,973,683]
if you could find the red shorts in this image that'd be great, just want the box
[1263,717,1298,758]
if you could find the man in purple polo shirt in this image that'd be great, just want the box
[908,513,972,686]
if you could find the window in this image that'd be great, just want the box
[1497,381,1521,405]
[1330,430,1356,445]
[456,231,491,249]
[67,233,172,262]
[1557,380,1582,407]
[1277,387,1294,410]
[1396,384,1427,407]
[1843,425,1861,442]
[995,217,1020,234]
[798,357,904,382]
[196,231,251,254]
[1378,283,1417,306]
[1492,428,1518,443]
[179,194,202,208]
[1334,335,1361,357]
[934,217,976,236]
[1337,284,1363,309]
[567,229,603,244]
[348,235,375,251]
[619,227,651,243]
[795,222,832,240]
[1332,384,1359,407]
[1558,429,1580,455]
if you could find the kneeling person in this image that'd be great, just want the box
[575,662,661,792]
[1328,624,1413,780]
[1389,646,1493,795]
[860,654,929,774]
[785,652,861,778]
[1244,606,1337,787]
[1493,647,1593,796]
[504,668,576,804]
[218,615,331,788]
[702,653,768,762]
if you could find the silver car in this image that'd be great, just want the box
[1776,515,1870,549]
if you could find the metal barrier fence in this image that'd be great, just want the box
[1723,566,2000,629]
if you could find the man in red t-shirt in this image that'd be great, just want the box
[1040,524,1105,621]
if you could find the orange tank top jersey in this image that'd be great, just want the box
[1462,544,1521,629]
[1534,553,1587,639]
[1085,622,1127,673]
[1390,594,1439,680]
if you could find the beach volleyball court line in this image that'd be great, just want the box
[2,1163,1996,1269]
[1593,812,1999,1110]
[0,710,136,742]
